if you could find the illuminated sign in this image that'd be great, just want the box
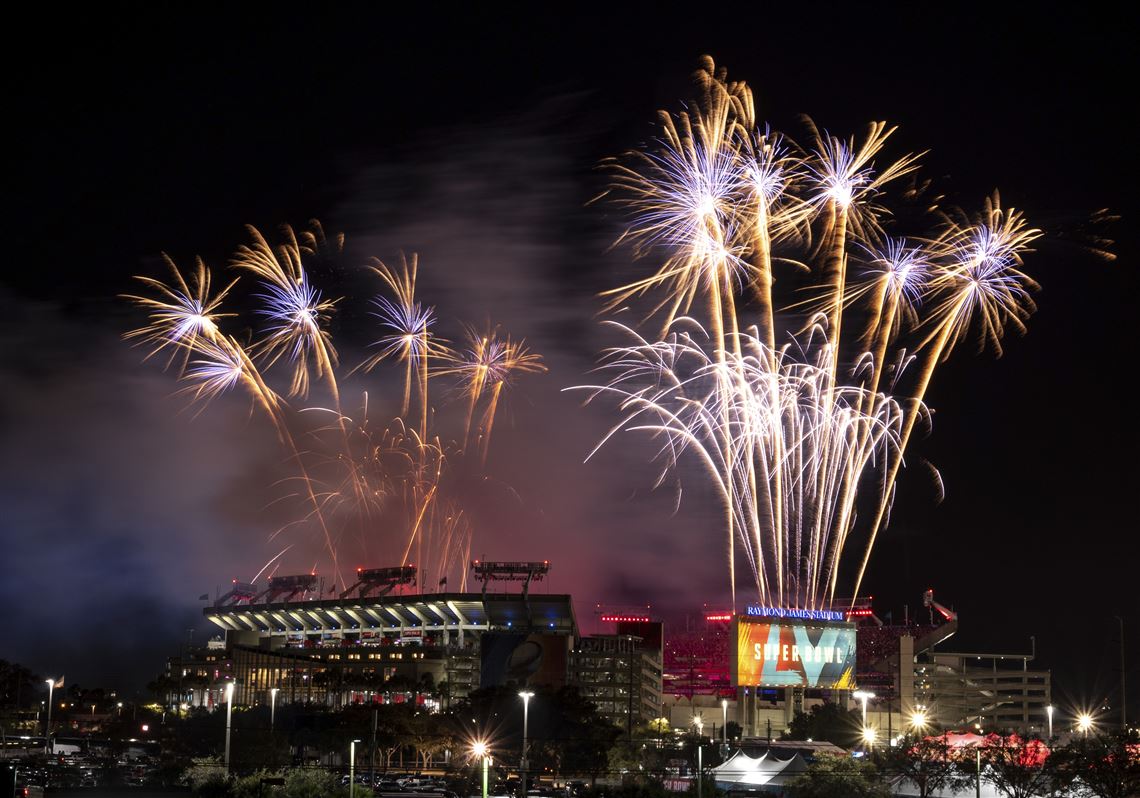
[745,605,846,622]
[734,618,856,689]
[601,615,651,623]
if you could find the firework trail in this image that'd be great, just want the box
[581,57,1039,610]
[359,254,444,441]
[443,325,547,466]
[126,228,542,593]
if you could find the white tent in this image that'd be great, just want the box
[710,750,808,791]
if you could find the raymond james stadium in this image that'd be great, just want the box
[163,559,1051,742]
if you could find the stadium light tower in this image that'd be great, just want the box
[224,682,235,775]
[519,691,534,798]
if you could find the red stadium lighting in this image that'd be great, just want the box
[601,615,651,623]
[705,613,733,622]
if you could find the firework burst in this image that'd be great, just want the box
[580,58,1040,610]
[126,227,543,592]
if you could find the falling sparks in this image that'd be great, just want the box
[125,225,542,589]
[579,57,1040,611]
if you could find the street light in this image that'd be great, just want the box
[852,690,875,728]
[224,682,235,775]
[862,727,877,750]
[693,717,704,798]
[1045,705,1053,739]
[350,739,361,798]
[909,710,928,733]
[721,699,729,746]
[518,691,534,798]
[270,687,279,732]
[472,741,489,798]
[44,679,55,753]
[1077,712,1093,737]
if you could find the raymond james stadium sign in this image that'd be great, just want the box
[745,605,846,622]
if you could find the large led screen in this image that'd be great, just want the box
[735,619,856,688]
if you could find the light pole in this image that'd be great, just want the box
[975,746,982,798]
[44,679,55,753]
[1045,705,1053,739]
[1117,615,1127,730]
[350,739,361,798]
[224,682,235,775]
[721,699,728,746]
[852,690,875,728]
[270,687,279,732]
[693,717,703,798]
[518,691,534,798]
[473,741,489,798]
[1077,712,1093,738]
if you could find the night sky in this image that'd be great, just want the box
[4,5,1135,718]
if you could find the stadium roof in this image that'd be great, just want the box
[203,591,577,635]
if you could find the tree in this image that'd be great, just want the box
[875,734,971,798]
[967,734,1053,798]
[408,710,453,769]
[185,759,230,798]
[548,687,622,784]
[283,767,347,798]
[1048,729,1140,798]
[783,702,862,748]
[0,659,40,709]
[786,753,889,798]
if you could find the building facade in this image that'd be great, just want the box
[571,634,663,733]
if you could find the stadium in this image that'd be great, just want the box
[166,562,1051,742]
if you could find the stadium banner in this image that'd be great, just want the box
[480,632,570,689]
[734,617,856,688]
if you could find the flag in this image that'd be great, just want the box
[198,593,209,601]
[54,676,65,689]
